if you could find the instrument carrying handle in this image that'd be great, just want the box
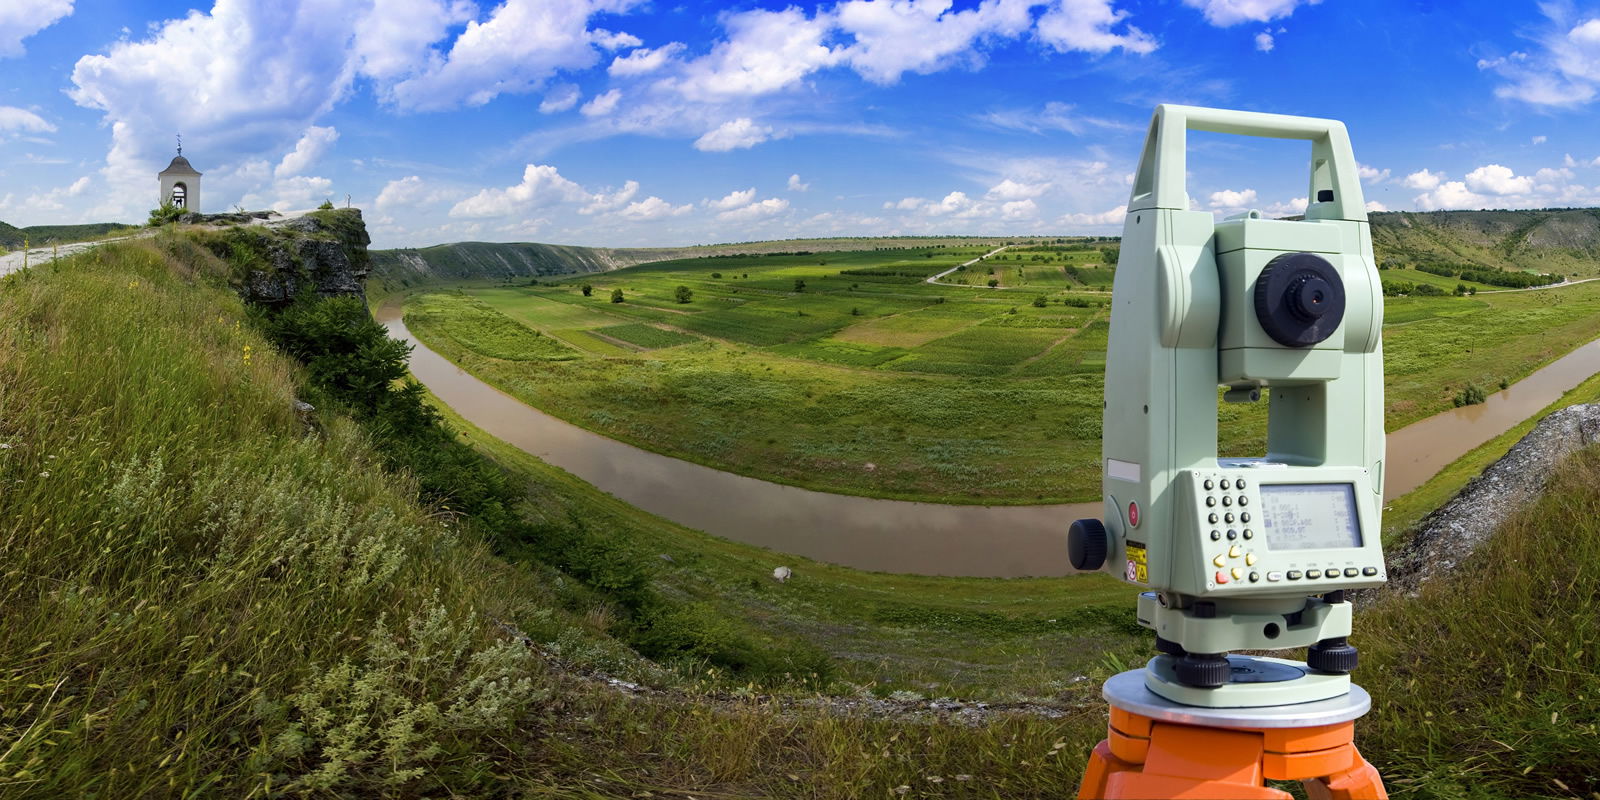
[1127,104,1366,221]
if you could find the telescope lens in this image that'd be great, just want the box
[1253,252,1346,347]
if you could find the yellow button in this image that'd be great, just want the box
[1230,567,1243,581]
[1228,545,1242,558]
[1245,553,1258,566]
[1213,554,1226,568]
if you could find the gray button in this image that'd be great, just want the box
[1362,567,1378,576]
[1306,569,1323,579]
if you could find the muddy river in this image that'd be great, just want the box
[378,306,1600,577]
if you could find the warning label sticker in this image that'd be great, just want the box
[1124,541,1148,585]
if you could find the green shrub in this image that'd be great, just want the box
[675,285,693,304]
[611,288,625,303]
[1453,383,1487,407]
[147,202,185,226]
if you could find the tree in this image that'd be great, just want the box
[675,285,694,304]
[794,278,806,292]
[711,272,722,279]
[610,288,625,303]
[987,278,1000,288]
[581,284,593,297]
[1032,295,1048,308]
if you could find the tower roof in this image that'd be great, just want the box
[159,155,201,176]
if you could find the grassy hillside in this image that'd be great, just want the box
[0,219,132,250]
[1371,208,1600,278]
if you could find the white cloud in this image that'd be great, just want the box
[275,125,338,178]
[1063,204,1127,226]
[450,164,590,218]
[1464,164,1533,195]
[539,83,581,113]
[787,173,809,192]
[581,180,640,215]
[21,175,93,211]
[717,196,789,221]
[619,196,692,220]
[580,88,622,117]
[709,187,757,210]
[1000,198,1038,219]
[1255,30,1274,51]
[241,174,335,213]
[1402,168,1444,191]
[1263,196,1307,216]
[590,28,642,50]
[1209,188,1258,209]
[383,0,644,111]
[693,118,775,151]
[1413,181,1485,211]
[0,106,55,135]
[1181,0,1320,27]
[987,178,1050,200]
[375,175,439,213]
[1036,0,1157,55]
[1532,135,1548,145]
[1565,153,1578,168]
[1365,200,1388,213]
[835,0,1035,84]
[1485,9,1600,106]
[1357,163,1390,183]
[978,100,1137,136]
[0,0,73,58]
[352,0,475,81]
[609,42,685,76]
[672,7,842,101]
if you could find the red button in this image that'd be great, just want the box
[1128,501,1140,527]
[1215,570,1230,585]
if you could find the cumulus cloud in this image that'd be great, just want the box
[1357,163,1390,183]
[1413,181,1485,211]
[987,178,1050,200]
[1464,164,1533,195]
[22,175,92,211]
[618,196,692,220]
[1063,204,1127,226]
[0,106,55,135]
[1532,134,1548,145]
[450,164,590,218]
[1365,200,1388,213]
[834,0,1034,84]
[351,0,475,81]
[1402,168,1444,191]
[609,42,685,76]
[375,175,439,213]
[579,88,622,117]
[672,7,842,101]
[717,196,789,221]
[581,180,640,214]
[1255,30,1274,51]
[1036,0,1157,54]
[275,125,338,178]
[787,173,809,192]
[693,118,775,151]
[1208,188,1258,209]
[0,0,73,58]
[539,83,581,113]
[590,28,642,50]
[1181,0,1320,27]
[709,187,757,210]
[382,0,645,111]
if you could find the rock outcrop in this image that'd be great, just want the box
[1386,402,1600,591]
[194,209,371,306]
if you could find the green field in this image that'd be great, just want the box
[404,244,1600,504]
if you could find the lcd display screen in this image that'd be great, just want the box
[1259,483,1363,550]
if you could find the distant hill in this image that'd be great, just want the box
[1370,208,1600,277]
[369,235,1060,292]
[0,220,131,250]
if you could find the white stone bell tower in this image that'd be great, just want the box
[157,136,201,211]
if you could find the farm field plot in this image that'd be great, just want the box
[405,242,1600,504]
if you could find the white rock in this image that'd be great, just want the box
[772,566,792,583]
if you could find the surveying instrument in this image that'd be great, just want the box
[1068,105,1389,799]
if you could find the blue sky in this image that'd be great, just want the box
[4,0,1600,248]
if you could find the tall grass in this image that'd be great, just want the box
[1361,445,1600,797]
[0,237,555,795]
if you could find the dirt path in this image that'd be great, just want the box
[0,234,144,279]
[926,245,1009,287]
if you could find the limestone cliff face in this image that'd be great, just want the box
[196,209,371,306]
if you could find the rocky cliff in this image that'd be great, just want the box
[191,209,372,305]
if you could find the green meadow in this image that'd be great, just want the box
[404,243,1600,503]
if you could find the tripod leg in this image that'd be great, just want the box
[1304,752,1388,800]
[1077,740,1138,800]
